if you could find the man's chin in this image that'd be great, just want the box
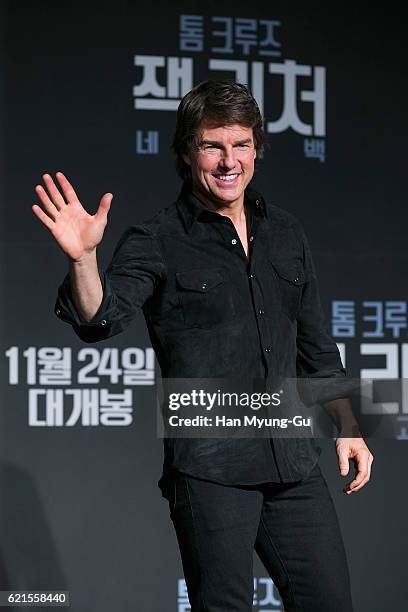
[193,182,245,207]
[213,188,244,203]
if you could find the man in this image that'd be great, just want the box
[33,80,373,611]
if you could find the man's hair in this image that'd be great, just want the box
[171,80,266,180]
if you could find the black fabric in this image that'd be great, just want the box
[55,179,345,488]
[168,463,353,612]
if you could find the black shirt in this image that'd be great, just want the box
[55,179,345,490]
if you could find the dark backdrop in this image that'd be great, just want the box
[1,2,407,610]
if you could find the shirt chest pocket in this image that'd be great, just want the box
[270,260,307,320]
[175,269,235,329]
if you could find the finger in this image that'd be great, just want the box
[347,466,368,491]
[361,453,374,484]
[347,467,371,493]
[344,454,370,493]
[42,173,67,209]
[337,445,350,476]
[32,204,55,231]
[95,192,113,220]
[55,171,80,204]
[350,476,370,493]
[35,184,60,217]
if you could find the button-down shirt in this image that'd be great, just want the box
[55,179,345,490]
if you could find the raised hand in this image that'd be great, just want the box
[32,172,113,262]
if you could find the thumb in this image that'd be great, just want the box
[96,192,113,219]
[338,446,350,476]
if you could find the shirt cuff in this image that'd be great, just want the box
[54,270,114,340]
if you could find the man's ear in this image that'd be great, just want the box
[182,153,191,166]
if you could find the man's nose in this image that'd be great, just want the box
[219,147,236,170]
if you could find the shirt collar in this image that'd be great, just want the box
[176,179,268,233]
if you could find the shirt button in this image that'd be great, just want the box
[248,273,255,279]
[255,199,260,206]
[249,236,254,242]
[258,309,265,315]
[294,277,299,283]
[231,238,237,245]
[265,347,271,353]
[55,308,61,316]
[201,283,207,290]
[100,319,107,326]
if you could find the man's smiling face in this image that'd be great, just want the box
[182,123,257,209]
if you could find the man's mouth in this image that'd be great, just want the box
[212,173,241,185]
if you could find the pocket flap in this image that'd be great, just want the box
[271,260,306,285]
[176,269,224,292]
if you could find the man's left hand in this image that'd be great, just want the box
[335,437,374,494]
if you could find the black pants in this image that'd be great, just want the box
[166,463,353,612]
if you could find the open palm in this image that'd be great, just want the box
[32,172,112,262]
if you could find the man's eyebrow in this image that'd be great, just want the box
[198,138,253,147]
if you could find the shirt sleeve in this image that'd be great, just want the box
[294,221,346,378]
[54,225,166,343]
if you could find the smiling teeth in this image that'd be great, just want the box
[216,174,238,181]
